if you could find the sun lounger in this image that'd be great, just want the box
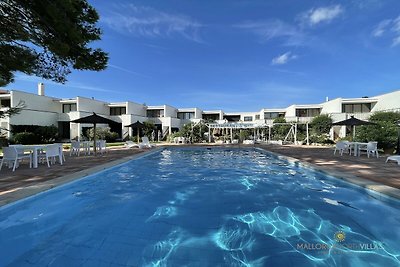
[386,156,400,165]
[125,140,138,148]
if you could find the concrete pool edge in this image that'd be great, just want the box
[256,147,400,201]
[0,148,162,207]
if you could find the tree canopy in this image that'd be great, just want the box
[0,0,108,86]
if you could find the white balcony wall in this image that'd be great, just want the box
[127,102,147,117]
[372,90,400,112]
[76,97,108,115]
[320,98,342,114]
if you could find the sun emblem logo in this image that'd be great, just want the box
[334,231,346,242]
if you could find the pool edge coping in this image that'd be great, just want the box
[0,147,163,207]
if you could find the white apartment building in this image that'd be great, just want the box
[0,83,399,140]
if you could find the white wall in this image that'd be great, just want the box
[77,97,108,115]
[372,90,400,111]
[9,90,60,126]
[320,98,342,114]
[127,101,147,116]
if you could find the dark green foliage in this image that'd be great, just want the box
[272,117,290,140]
[173,122,208,143]
[142,121,156,138]
[86,127,118,142]
[309,115,333,144]
[310,115,332,135]
[356,112,400,150]
[0,0,108,86]
[34,125,58,143]
[12,132,39,144]
[11,124,59,143]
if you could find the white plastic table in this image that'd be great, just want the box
[349,142,368,156]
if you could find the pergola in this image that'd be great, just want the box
[206,121,310,145]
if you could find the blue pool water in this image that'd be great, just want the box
[1,147,400,266]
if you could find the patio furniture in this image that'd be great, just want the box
[96,140,107,154]
[349,142,369,157]
[358,141,379,158]
[38,144,63,167]
[243,140,255,145]
[81,141,91,155]
[334,141,351,156]
[125,140,138,148]
[386,156,400,165]
[0,147,32,171]
[70,141,81,156]
[138,136,153,149]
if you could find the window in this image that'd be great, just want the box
[147,109,164,117]
[264,112,285,119]
[0,99,10,108]
[244,116,253,121]
[295,108,320,117]
[177,112,195,120]
[255,115,260,120]
[202,114,219,121]
[62,103,77,113]
[110,107,126,115]
[342,103,372,113]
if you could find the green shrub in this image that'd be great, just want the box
[310,115,332,135]
[34,125,58,143]
[86,127,119,142]
[272,117,290,140]
[13,132,39,144]
[356,111,400,150]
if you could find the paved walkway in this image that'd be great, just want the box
[258,144,400,189]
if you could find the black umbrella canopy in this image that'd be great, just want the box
[72,112,117,124]
[72,113,117,155]
[332,116,376,126]
[125,121,144,128]
[125,121,145,143]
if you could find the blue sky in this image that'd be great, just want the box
[6,0,400,111]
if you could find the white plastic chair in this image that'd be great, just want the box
[334,141,351,156]
[96,140,107,154]
[0,147,32,171]
[358,141,379,158]
[39,144,63,167]
[125,140,138,148]
[386,156,400,165]
[138,136,152,149]
[70,141,81,156]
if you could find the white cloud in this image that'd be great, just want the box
[301,5,344,26]
[372,15,400,47]
[271,52,297,65]
[234,19,305,46]
[372,19,391,37]
[102,4,203,43]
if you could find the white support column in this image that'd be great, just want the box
[268,126,271,142]
[294,123,297,144]
[208,127,211,143]
[306,122,310,145]
[230,128,233,142]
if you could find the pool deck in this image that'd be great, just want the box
[257,144,400,200]
[1,144,399,206]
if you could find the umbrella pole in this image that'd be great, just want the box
[353,126,356,140]
[93,123,97,155]
[137,128,140,143]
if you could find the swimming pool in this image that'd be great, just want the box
[1,147,399,266]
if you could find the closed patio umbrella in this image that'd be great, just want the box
[72,113,117,155]
[332,116,376,139]
[125,121,144,143]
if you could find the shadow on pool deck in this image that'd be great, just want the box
[1,144,399,206]
[258,144,400,190]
